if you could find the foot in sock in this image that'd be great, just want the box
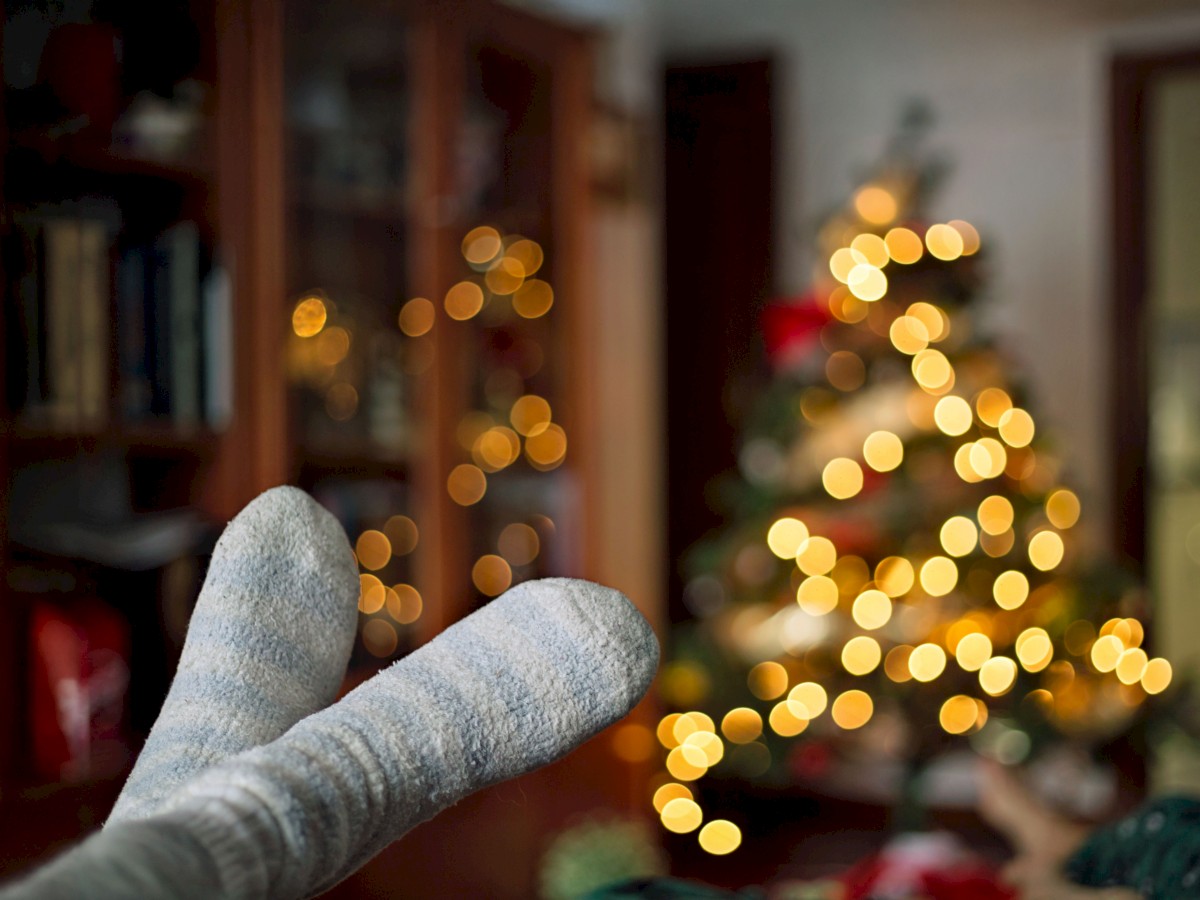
[106,486,361,825]
[9,577,658,900]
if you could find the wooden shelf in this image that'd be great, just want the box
[7,131,214,188]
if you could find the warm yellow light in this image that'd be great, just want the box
[974,388,1013,427]
[445,281,485,320]
[831,690,874,729]
[1046,489,1081,529]
[925,223,964,261]
[851,233,890,268]
[683,730,725,766]
[787,682,828,719]
[852,590,892,630]
[398,297,435,337]
[885,645,914,682]
[955,632,993,672]
[998,408,1036,448]
[978,496,1015,535]
[906,302,947,341]
[1091,635,1125,673]
[510,394,552,437]
[485,256,526,295]
[948,220,981,255]
[358,574,385,614]
[954,444,984,483]
[447,464,487,506]
[855,186,898,224]
[661,796,704,831]
[748,661,789,700]
[971,438,1008,479]
[1016,628,1053,671]
[356,530,392,571]
[362,618,399,657]
[830,555,870,594]
[828,287,869,323]
[506,238,544,276]
[475,426,521,471]
[919,556,958,596]
[769,700,809,737]
[934,396,973,436]
[472,554,512,596]
[698,820,742,855]
[863,430,904,472]
[387,583,423,625]
[826,351,866,392]
[796,575,839,616]
[1115,648,1149,685]
[1142,658,1173,694]
[316,327,352,366]
[885,227,924,264]
[822,458,864,500]
[842,636,882,676]
[462,225,502,264]
[498,523,540,566]
[672,712,716,743]
[847,264,888,302]
[1122,619,1145,648]
[980,528,1016,558]
[796,536,837,576]
[1028,531,1065,571]
[292,296,328,337]
[653,782,693,813]
[909,643,947,682]
[940,516,979,558]
[665,747,707,782]
[979,657,1017,696]
[513,279,554,318]
[526,423,568,470]
[721,708,763,744]
[875,556,915,597]
[912,349,953,392]
[940,695,980,734]
[890,315,930,355]
[657,714,683,749]
[768,517,810,559]
[829,247,865,284]
[384,515,419,556]
[992,570,1029,610]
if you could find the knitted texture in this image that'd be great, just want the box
[106,486,360,824]
[6,577,659,899]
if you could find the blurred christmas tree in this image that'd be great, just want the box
[653,109,1174,853]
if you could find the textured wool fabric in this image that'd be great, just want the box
[5,578,659,900]
[106,485,361,825]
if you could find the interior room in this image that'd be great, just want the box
[1,0,1199,896]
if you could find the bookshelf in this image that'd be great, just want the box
[1,0,647,893]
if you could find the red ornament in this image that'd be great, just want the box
[761,294,830,368]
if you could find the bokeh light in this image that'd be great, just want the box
[384,515,419,556]
[955,632,993,672]
[526,423,568,470]
[863,431,904,472]
[767,517,810,559]
[885,227,924,264]
[362,619,398,657]
[769,700,809,736]
[796,536,838,576]
[506,238,544,275]
[661,797,703,832]
[292,295,328,337]
[842,635,882,675]
[356,530,392,571]
[748,661,789,700]
[513,279,554,318]
[472,554,513,596]
[855,186,898,224]
[919,556,958,596]
[925,223,964,260]
[940,516,979,557]
[447,464,487,505]
[934,396,973,436]
[1028,531,1065,571]
[978,496,1015,535]
[948,219,981,255]
[992,570,1029,610]
[852,590,893,630]
[787,682,828,719]
[940,695,980,734]
[398,297,435,337]
[975,388,1013,427]
[386,583,423,625]
[998,408,1035,448]
[721,708,764,744]
[875,556,915,597]
[796,575,839,615]
[831,690,874,729]
[652,783,693,813]
[445,281,485,320]
[822,457,864,499]
[462,225,502,264]
[979,657,1017,696]
[498,523,540,566]
[1046,489,1081,529]
[909,643,947,682]
[510,394,552,437]
[890,316,930,355]
[698,820,742,855]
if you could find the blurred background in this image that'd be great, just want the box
[1,0,1199,896]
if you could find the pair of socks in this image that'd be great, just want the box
[4,487,659,899]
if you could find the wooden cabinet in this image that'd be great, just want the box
[1,0,652,893]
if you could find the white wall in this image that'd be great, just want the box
[651,0,1200,549]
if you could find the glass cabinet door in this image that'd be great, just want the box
[283,1,419,668]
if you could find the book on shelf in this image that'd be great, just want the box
[8,207,116,430]
[3,204,230,433]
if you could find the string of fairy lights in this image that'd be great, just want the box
[289,225,564,660]
[648,182,1174,857]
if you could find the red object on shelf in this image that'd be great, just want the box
[29,598,131,782]
[38,23,122,135]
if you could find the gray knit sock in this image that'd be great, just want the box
[106,486,360,825]
[8,578,658,900]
